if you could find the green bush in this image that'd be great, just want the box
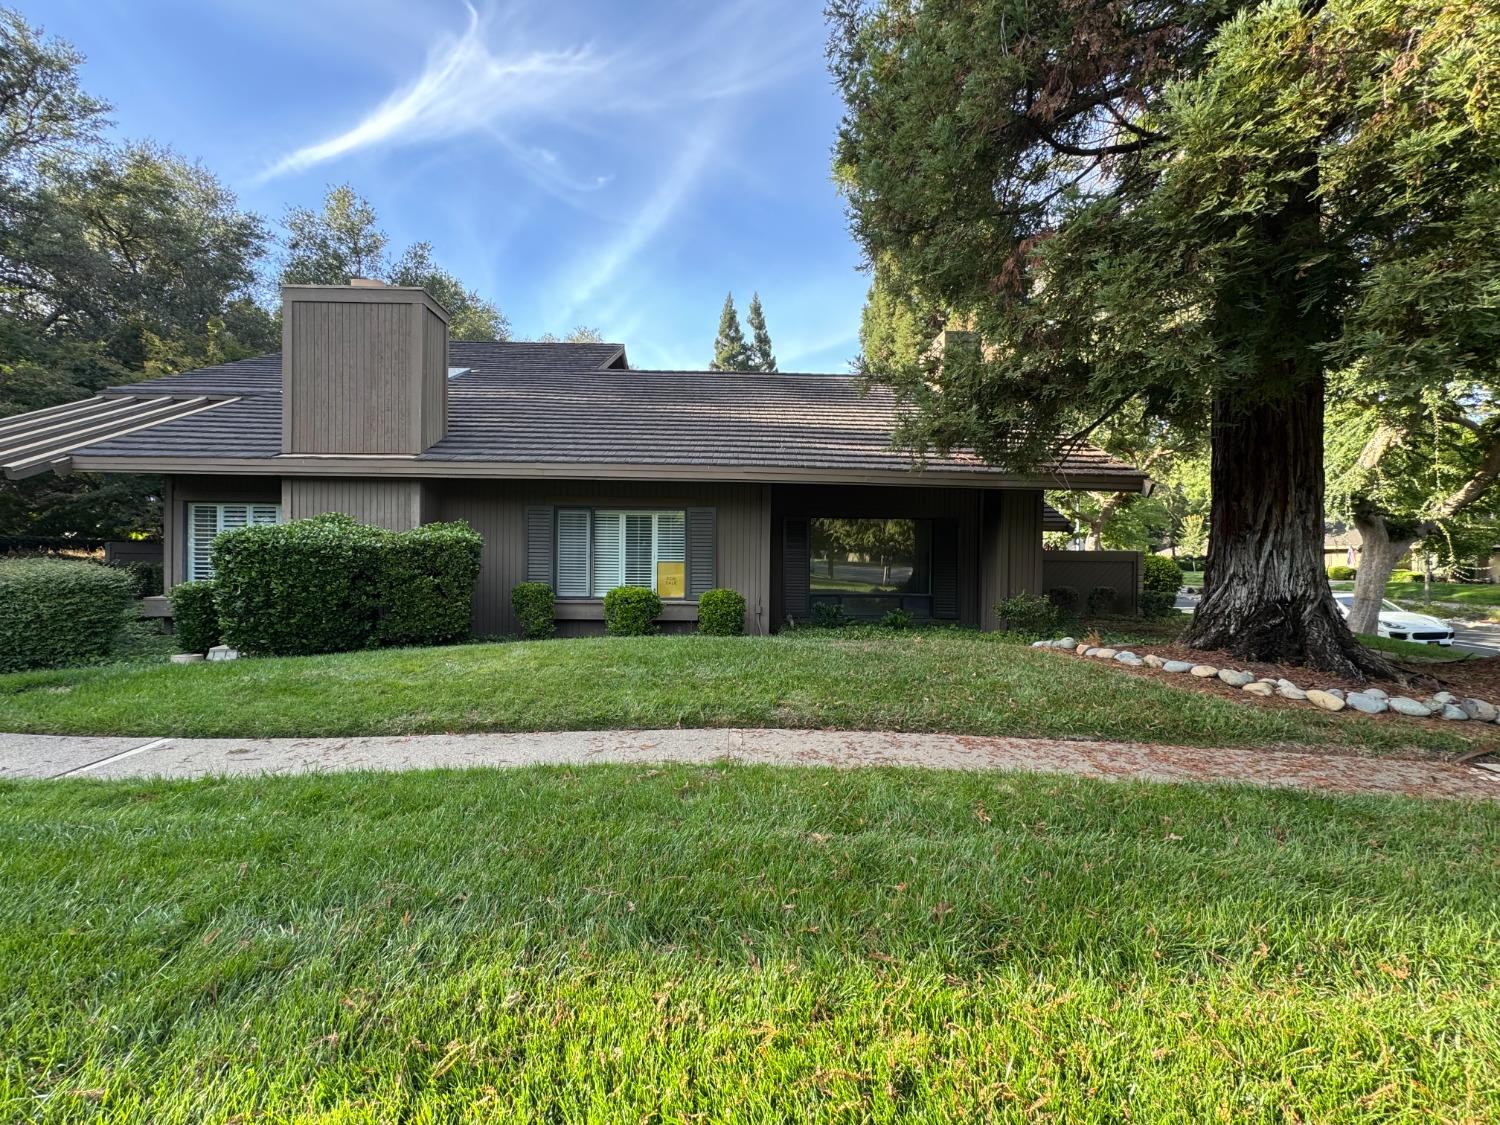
[697,588,746,636]
[1389,569,1420,583]
[1140,590,1178,618]
[1327,564,1357,580]
[1086,585,1118,615]
[880,608,913,629]
[1044,585,1081,617]
[511,582,556,639]
[810,602,850,628]
[212,515,482,656]
[603,586,662,636]
[170,580,220,654]
[118,560,164,598]
[0,558,136,672]
[994,592,1059,637]
[1142,555,1185,597]
[376,522,482,647]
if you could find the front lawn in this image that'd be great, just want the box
[2,630,1497,754]
[1,765,1495,1121]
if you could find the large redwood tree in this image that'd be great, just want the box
[828,0,1498,676]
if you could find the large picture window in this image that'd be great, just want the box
[810,518,931,596]
[556,509,687,598]
[186,502,281,581]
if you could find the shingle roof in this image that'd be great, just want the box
[1,341,1145,488]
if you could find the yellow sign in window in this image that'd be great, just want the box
[656,561,685,599]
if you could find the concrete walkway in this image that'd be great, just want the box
[2,729,1496,801]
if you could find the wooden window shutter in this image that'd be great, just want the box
[782,518,810,621]
[931,518,958,618]
[525,506,555,585]
[686,508,716,597]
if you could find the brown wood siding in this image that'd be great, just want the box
[980,489,1044,629]
[434,480,772,636]
[769,484,983,628]
[283,477,426,531]
[422,307,447,449]
[163,474,283,588]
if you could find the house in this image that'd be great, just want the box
[0,283,1146,635]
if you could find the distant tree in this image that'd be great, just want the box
[709,292,751,371]
[745,292,777,372]
[389,242,509,342]
[279,186,510,341]
[537,326,605,344]
[0,7,108,173]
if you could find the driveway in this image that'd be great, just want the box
[2,729,1495,802]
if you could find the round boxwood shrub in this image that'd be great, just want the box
[810,601,850,628]
[1044,585,1081,617]
[995,592,1059,637]
[1142,554,1185,597]
[880,608,913,630]
[1327,564,1357,580]
[1086,585,1118,615]
[1389,569,1420,583]
[511,582,556,639]
[170,579,221,654]
[697,588,746,635]
[0,558,136,672]
[1140,589,1177,618]
[603,586,662,636]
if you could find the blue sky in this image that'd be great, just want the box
[21,0,869,371]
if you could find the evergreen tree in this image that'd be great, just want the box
[709,292,750,371]
[745,292,777,372]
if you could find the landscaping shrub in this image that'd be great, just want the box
[511,582,556,639]
[697,588,746,636]
[1327,564,1357,580]
[1140,589,1177,618]
[1142,554,1185,597]
[994,592,1059,637]
[1086,585,1118,615]
[170,580,220,654]
[0,557,136,672]
[213,515,484,656]
[1390,569,1420,583]
[1044,585,1081,617]
[603,586,662,636]
[810,602,850,628]
[118,560,164,598]
[880,608,913,629]
[375,521,483,647]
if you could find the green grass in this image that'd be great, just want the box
[1360,634,1478,662]
[2,631,1496,754]
[1,765,1496,1122]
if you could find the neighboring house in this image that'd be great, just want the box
[0,283,1146,635]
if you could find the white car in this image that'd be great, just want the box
[1333,593,1454,645]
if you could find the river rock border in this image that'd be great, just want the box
[1031,637,1500,723]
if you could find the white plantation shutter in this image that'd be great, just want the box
[656,512,685,568]
[592,512,623,594]
[623,514,654,587]
[185,502,282,581]
[556,509,591,597]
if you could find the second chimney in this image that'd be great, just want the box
[281,283,450,455]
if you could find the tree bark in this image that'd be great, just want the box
[1189,376,1388,678]
[1346,506,1417,636]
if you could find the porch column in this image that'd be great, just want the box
[979,489,1044,630]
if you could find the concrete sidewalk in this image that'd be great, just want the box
[2,728,1496,801]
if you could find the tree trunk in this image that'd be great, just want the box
[1189,377,1388,678]
[1347,507,1419,636]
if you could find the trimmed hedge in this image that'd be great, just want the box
[697,588,746,636]
[1140,589,1177,618]
[604,586,662,636]
[1327,564,1357,580]
[1142,555,1184,597]
[0,558,136,672]
[212,515,482,656]
[511,582,556,639]
[376,522,483,647]
[1390,569,1420,583]
[170,580,221,654]
[1086,585,1118,615]
[995,593,1059,637]
[119,560,164,598]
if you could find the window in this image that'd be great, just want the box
[556,509,687,598]
[186,502,281,581]
[810,518,931,595]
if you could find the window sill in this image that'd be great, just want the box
[554,599,697,622]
